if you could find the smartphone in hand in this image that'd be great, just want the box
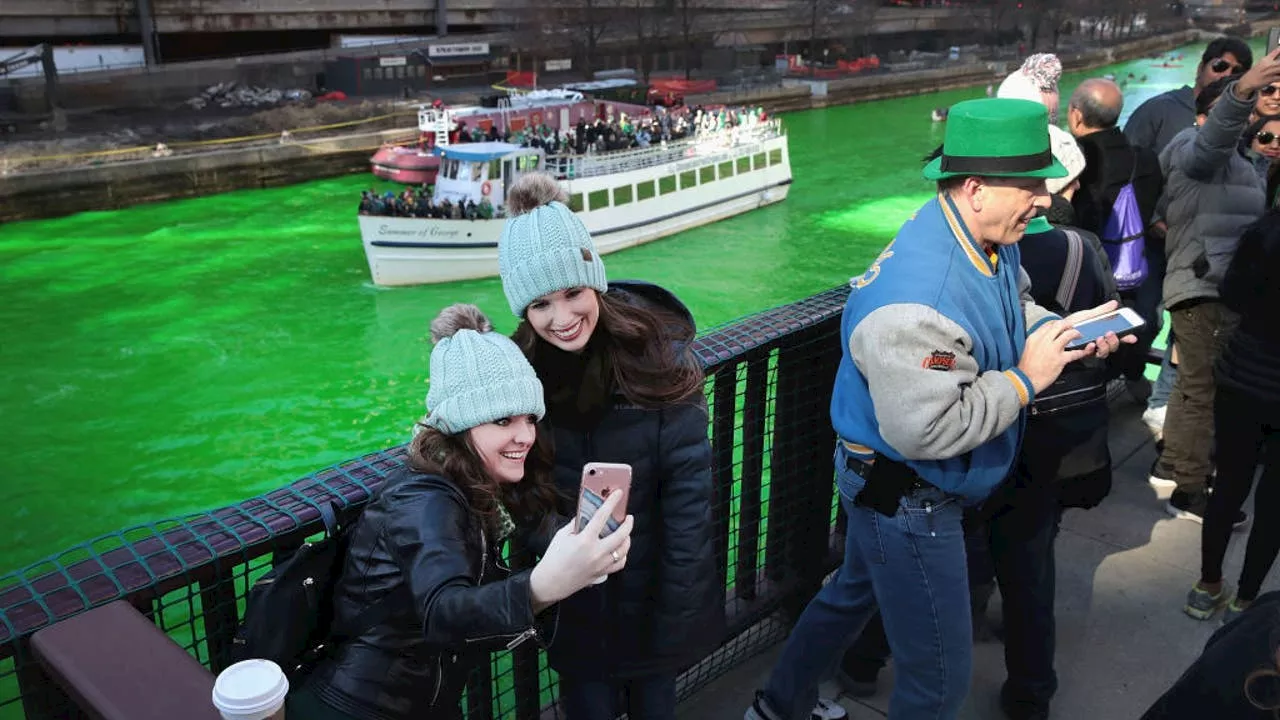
[1066,307,1145,351]
[576,462,632,538]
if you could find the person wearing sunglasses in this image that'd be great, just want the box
[1249,116,1280,207]
[1125,36,1253,159]
[1156,47,1280,555]
[1123,36,1253,452]
[1256,83,1280,118]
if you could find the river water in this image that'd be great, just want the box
[0,45,1216,573]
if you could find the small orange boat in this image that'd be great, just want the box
[370,140,440,185]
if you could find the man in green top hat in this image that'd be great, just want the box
[745,99,1129,720]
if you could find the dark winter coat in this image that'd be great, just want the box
[305,470,555,720]
[1016,223,1120,508]
[529,281,725,680]
[1217,209,1280,403]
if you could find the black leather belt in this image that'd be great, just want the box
[844,454,930,491]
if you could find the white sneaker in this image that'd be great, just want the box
[811,698,848,720]
[1142,405,1166,437]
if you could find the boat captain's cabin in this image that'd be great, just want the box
[431,142,546,210]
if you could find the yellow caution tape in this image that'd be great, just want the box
[8,110,418,165]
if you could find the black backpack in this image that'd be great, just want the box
[231,501,390,681]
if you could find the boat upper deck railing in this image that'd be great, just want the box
[544,119,785,181]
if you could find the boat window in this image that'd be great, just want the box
[588,189,610,211]
[679,170,697,189]
[753,152,767,170]
[769,148,783,166]
[636,180,656,201]
[737,156,752,174]
[569,193,584,212]
[516,155,541,172]
[659,175,677,195]
[490,160,501,180]
[613,185,633,206]
[718,161,734,178]
[699,166,716,184]
[470,163,484,182]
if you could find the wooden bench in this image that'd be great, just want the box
[31,600,223,720]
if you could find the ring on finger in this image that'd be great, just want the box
[611,550,620,563]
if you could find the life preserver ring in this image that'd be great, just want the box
[481,181,492,196]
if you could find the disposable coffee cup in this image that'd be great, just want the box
[212,659,289,720]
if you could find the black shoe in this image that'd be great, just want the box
[1166,490,1249,530]
[1148,458,1176,489]
[1000,685,1049,720]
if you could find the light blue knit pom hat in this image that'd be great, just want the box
[423,304,545,435]
[497,177,608,317]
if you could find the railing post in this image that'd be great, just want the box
[735,352,770,602]
[768,322,842,618]
[710,363,739,597]
[199,574,240,674]
[506,539,542,720]
[466,654,494,719]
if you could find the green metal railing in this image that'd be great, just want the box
[0,286,853,720]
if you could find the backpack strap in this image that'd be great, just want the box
[1057,229,1086,312]
[321,499,394,650]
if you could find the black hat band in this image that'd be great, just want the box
[939,149,1053,174]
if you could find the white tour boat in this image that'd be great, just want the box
[357,104,792,287]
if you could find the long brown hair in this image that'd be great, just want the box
[514,290,705,408]
[406,422,560,537]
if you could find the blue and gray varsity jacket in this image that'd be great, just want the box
[830,194,1060,504]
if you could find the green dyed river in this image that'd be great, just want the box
[0,45,1219,574]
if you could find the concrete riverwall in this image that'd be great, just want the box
[0,128,407,223]
[0,29,1210,223]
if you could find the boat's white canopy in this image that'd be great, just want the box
[434,141,530,162]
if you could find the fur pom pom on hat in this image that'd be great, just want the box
[497,173,608,317]
[424,304,545,434]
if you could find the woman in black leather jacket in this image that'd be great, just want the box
[496,175,725,720]
[288,304,635,720]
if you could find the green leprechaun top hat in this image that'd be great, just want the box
[923,98,1068,181]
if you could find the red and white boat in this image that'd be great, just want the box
[369,90,644,186]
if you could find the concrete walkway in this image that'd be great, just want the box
[678,399,1275,720]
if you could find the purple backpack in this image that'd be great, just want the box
[1100,169,1148,291]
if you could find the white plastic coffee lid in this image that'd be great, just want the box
[212,659,289,718]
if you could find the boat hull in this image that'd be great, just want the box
[359,134,792,286]
[370,147,440,185]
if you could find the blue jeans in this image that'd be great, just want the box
[558,673,676,720]
[759,445,972,720]
[1149,344,1176,410]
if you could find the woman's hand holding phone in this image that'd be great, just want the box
[529,491,633,611]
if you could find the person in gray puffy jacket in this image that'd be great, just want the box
[1154,47,1280,533]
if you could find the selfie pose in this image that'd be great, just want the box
[288,304,633,720]
[497,174,724,720]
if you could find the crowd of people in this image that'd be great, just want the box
[448,104,768,156]
[356,103,773,219]
[285,37,1280,720]
[357,188,497,219]
[744,39,1280,720]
